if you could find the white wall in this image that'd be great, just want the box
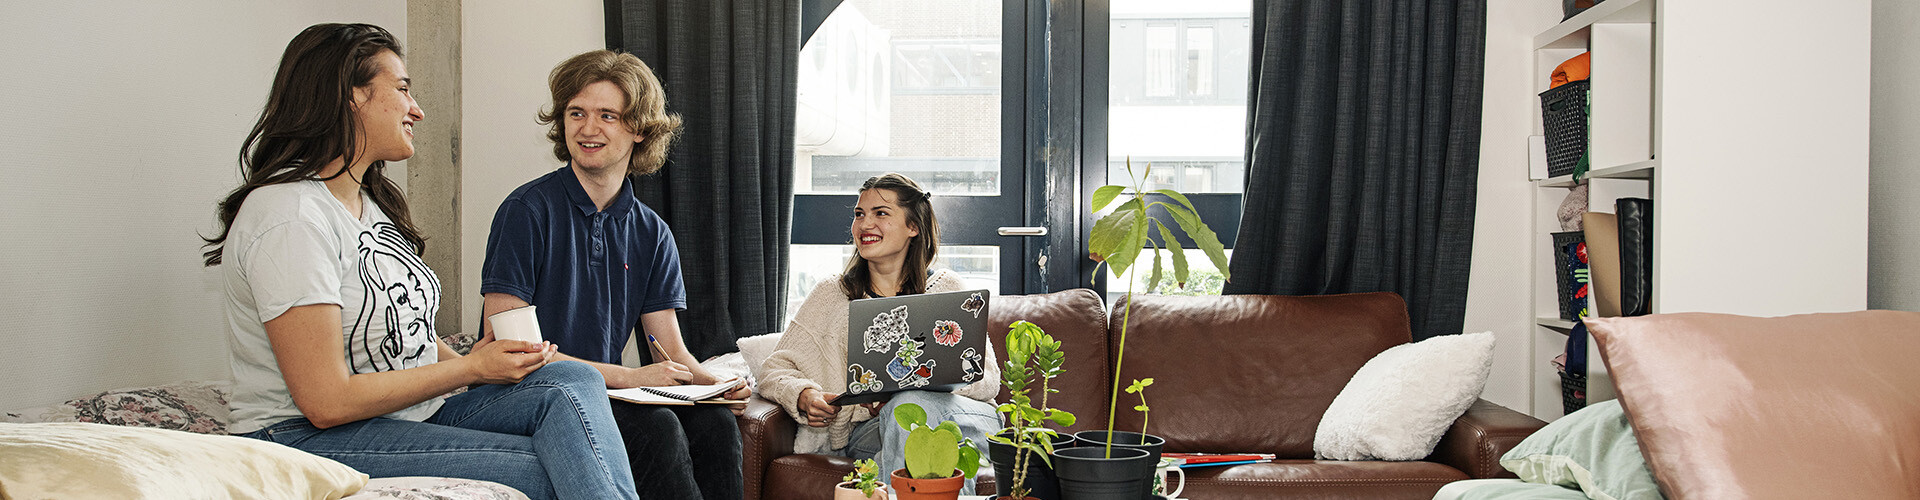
[1462,0,1563,415]
[0,2,406,409]
[1871,0,1920,311]
[458,1,606,336]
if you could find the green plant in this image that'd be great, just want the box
[1125,378,1154,438]
[1087,158,1231,456]
[894,403,983,479]
[841,458,883,496]
[992,320,1077,498]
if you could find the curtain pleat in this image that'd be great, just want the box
[605,0,798,358]
[1229,0,1485,340]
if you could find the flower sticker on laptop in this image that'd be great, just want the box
[931,320,963,347]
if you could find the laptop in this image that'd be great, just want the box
[832,288,992,406]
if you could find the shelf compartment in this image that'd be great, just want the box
[1534,0,1655,50]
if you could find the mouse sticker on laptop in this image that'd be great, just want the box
[863,305,911,354]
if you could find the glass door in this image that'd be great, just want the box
[790,0,1031,316]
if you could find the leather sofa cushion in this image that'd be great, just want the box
[987,288,1113,434]
[1586,311,1920,500]
[1109,292,1411,457]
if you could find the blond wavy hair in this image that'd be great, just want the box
[537,50,683,176]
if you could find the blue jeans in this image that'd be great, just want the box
[243,361,637,500]
[839,391,999,492]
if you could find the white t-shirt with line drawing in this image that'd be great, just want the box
[223,180,443,434]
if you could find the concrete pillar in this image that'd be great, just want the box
[409,0,463,336]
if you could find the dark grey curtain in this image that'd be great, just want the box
[1226,0,1486,340]
[605,0,798,359]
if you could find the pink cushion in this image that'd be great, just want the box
[1584,311,1920,499]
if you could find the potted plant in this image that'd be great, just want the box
[1050,160,1228,500]
[989,320,1077,500]
[837,458,890,500]
[1085,158,1229,455]
[890,403,982,500]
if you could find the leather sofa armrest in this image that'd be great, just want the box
[1428,399,1547,479]
[738,396,797,500]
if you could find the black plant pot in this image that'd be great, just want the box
[989,431,1077,500]
[1071,430,1165,494]
[1051,446,1155,500]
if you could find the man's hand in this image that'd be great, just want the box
[797,388,839,428]
[626,360,693,387]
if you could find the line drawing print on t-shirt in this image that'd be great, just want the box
[348,221,441,373]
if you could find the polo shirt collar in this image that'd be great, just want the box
[561,163,639,216]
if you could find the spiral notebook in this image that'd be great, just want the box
[607,378,744,406]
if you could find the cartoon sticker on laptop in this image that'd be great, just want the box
[960,292,985,318]
[887,338,935,388]
[847,364,883,394]
[960,347,984,382]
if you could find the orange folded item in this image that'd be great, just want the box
[1550,52,1591,89]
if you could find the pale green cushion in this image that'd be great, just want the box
[1499,400,1663,500]
[1440,479,1593,500]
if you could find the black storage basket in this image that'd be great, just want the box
[1551,231,1589,321]
[1539,80,1590,178]
[1561,370,1588,415]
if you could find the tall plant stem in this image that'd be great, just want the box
[1104,283,1134,458]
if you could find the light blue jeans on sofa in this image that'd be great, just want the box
[242,361,636,500]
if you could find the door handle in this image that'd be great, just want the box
[996,227,1048,236]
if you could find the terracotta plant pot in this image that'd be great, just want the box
[890,468,964,500]
[834,480,890,500]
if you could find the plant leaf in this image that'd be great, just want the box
[1146,244,1164,294]
[1086,208,1140,263]
[1104,208,1150,277]
[1091,185,1128,212]
[1165,204,1232,282]
[894,403,926,431]
[1152,216,1190,288]
[958,445,982,479]
[1151,189,1200,216]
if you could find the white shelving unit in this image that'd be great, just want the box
[1523,0,1869,421]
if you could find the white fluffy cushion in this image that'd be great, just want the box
[735,332,783,383]
[0,422,368,499]
[1313,331,1496,460]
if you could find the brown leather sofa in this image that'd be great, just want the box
[735,290,1547,500]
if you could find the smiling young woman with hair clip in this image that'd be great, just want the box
[204,23,638,500]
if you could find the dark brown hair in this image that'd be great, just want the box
[202,23,421,266]
[840,173,940,299]
[536,50,682,177]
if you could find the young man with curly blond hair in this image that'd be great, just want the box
[479,49,744,500]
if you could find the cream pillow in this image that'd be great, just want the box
[1314,331,1495,461]
[0,422,367,499]
[736,331,783,383]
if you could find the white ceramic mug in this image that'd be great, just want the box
[1154,457,1186,498]
[488,305,544,343]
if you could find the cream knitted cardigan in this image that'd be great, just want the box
[759,269,1001,454]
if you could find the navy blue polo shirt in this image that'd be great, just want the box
[480,166,687,364]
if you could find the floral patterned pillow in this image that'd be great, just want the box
[2,381,231,435]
